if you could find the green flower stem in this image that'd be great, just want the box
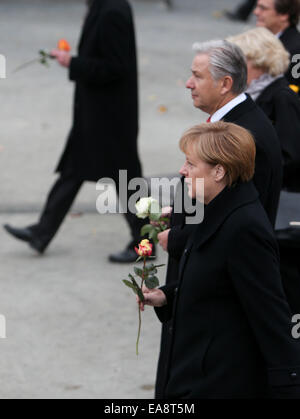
[136,256,146,356]
[158,221,166,231]
[136,307,142,356]
[12,58,40,74]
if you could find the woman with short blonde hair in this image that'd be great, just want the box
[179,121,256,188]
[228,27,290,77]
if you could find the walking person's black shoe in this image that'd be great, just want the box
[224,10,248,22]
[3,224,48,254]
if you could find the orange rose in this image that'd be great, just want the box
[57,39,71,52]
[135,239,153,257]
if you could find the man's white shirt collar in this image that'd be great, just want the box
[210,93,247,122]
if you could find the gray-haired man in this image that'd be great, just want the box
[185,40,282,224]
[158,40,281,251]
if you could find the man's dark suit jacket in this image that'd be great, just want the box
[56,0,142,182]
[223,95,282,226]
[155,95,282,398]
[156,182,300,399]
[280,26,300,90]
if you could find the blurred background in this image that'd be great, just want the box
[0,0,256,399]
[0,0,255,212]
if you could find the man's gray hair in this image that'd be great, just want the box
[193,40,248,95]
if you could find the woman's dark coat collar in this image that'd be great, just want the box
[192,181,259,250]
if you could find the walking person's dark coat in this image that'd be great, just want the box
[3,0,145,256]
[57,0,142,182]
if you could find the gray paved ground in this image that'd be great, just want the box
[0,0,255,399]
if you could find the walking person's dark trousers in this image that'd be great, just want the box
[226,0,256,21]
[235,0,256,20]
[30,173,145,249]
[30,174,83,246]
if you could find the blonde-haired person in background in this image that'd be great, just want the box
[138,121,300,399]
[254,0,300,92]
[229,26,300,317]
[229,27,300,191]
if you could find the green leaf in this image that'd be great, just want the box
[134,267,144,278]
[129,275,145,302]
[160,217,170,224]
[129,273,137,282]
[136,287,145,303]
[145,276,160,289]
[122,280,138,295]
[149,212,161,222]
[150,229,159,243]
[141,224,154,236]
[145,263,157,274]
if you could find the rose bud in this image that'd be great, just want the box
[57,39,71,52]
[135,239,153,257]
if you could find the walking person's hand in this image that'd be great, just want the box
[50,49,72,68]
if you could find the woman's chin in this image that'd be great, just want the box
[187,189,195,199]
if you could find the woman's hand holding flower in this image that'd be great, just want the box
[137,286,167,311]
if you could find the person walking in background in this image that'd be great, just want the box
[154,39,282,398]
[254,0,300,92]
[229,27,300,315]
[139,122,300,399]
[4,0,147,263]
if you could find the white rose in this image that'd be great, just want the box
[135,197,157,219]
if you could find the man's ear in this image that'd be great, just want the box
[214,164,226,182]
[278,12,289,25]
[220,76,234,95]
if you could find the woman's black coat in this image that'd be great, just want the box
[255,77,300,191]
[56,0,142,182]
[155,96,283,397]
[155,182,300,399]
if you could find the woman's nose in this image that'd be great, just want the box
[179,164,187,176]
